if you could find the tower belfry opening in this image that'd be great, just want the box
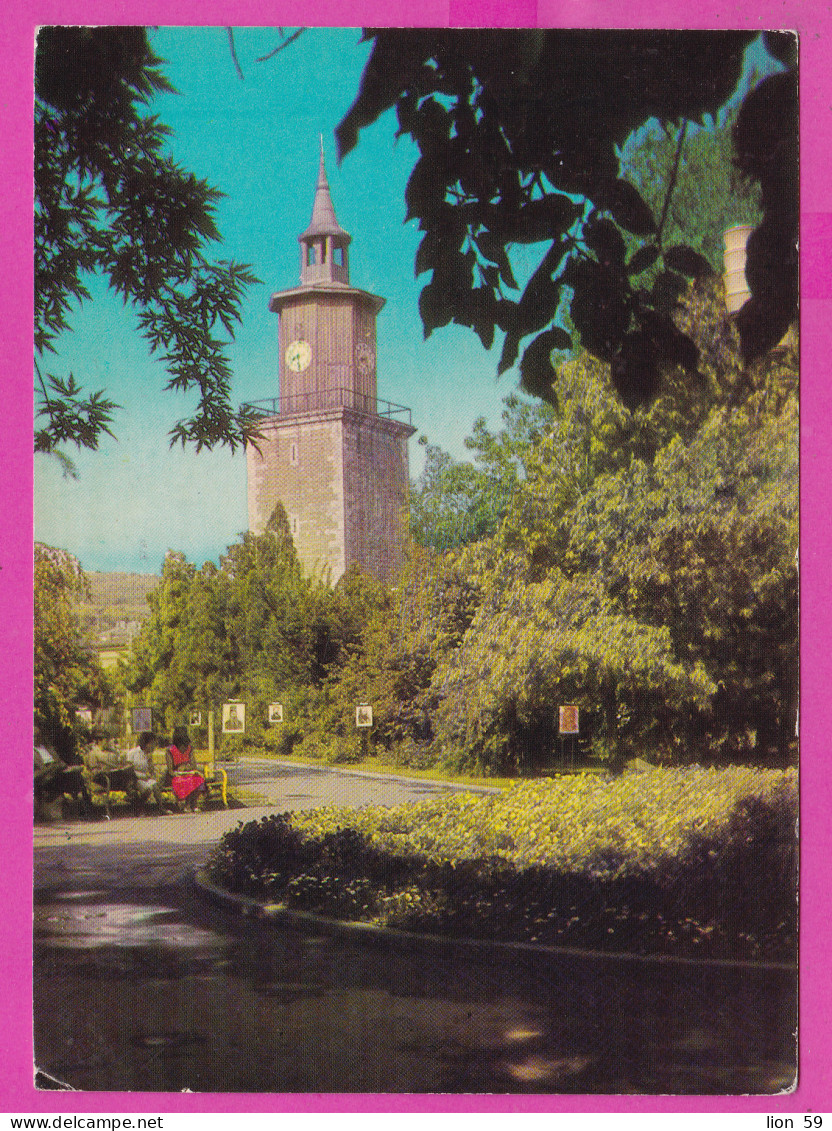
[244,150,416,583]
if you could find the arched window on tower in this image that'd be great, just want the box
[333,246,344,267]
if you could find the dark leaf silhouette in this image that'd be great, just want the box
[520,327,573,399]
[336,28,794,410]
[733,69,799,359]
[596,178,658,235]
[627,245,661,276]
[664,245,714,278]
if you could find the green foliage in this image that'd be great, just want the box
[208,766,797,959]
[410,442,502,551]
[35,26,260,453]
[291,283,796,775]
[303,542,488,763]
[124,506,351,740]
[620,113,763,274]
[434,310,798,772]
[338,29,796,407]
[34,543,110,748]
[124,280,796,774]
[430,566,716,774]
[410,395,557,551]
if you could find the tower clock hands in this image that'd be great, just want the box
[285,339,311,372]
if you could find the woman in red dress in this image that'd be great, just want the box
[165,726,206,812]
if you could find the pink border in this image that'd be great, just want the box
[5,0,829,1113]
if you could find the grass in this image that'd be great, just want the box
[207,745,525,790]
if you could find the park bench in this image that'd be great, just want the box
[82,747,230,816]
[200,756,229,808]
[156,754,229,811]
[83,749,146,818]
[89,765,141,818]
[34,761,93,821]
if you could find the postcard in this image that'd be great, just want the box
[8,5,829,1120]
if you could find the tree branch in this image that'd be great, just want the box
[256,28,307,63]
[656,120,688,244]
[226,28,244,80]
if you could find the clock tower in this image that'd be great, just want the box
[245,148,416,583]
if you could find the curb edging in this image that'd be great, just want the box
[193,868,797,972]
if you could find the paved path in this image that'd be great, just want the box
[32,758,797,1094]
[33,758,480,892]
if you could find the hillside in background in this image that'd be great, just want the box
[80,572,159,635]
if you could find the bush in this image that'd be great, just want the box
[207,766,797,959]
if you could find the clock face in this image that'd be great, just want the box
[285,339,312,373]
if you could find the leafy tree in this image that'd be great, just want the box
[35,26,260,455]
[217,511,339,750]
[337,29,797,409]
[308,542,487,762]
[175,560,235,723]
[125,550,197,724]
[410,440,504,551]
[442,294,798,771]
[124,506,345,741]
[411,395,557,551]
[620,112,763,275]
[465,393,557,487]
[430,563,715,774]
[34,543,109,750]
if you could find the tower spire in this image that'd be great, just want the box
[302,143,349,241]
[299,143,351,285]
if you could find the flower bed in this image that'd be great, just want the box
[206,766,797,961]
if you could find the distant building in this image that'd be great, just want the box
[245,148,415,583]
[93,620,141,669]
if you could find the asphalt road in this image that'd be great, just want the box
[32,758,797,1095]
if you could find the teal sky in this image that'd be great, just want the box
[34,26,519,574]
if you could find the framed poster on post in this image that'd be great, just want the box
[355,704,373,728]
[131,707,153,734]
[222,702,245,733]
[559,705,580,735]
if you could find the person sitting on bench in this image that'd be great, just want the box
[34,724,92,814]
[124,731,165,812]
[165,726,206,813]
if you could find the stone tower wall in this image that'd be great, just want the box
[247,409,412,583]
[246,412,346,580]
[342,413,413,582]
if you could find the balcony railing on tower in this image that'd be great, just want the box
[242,387,412,426]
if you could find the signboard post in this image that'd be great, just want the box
[355,704,373,759]
[355,705,373,728]
[558,705,580,771]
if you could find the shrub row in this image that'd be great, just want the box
[206,766,797,960]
